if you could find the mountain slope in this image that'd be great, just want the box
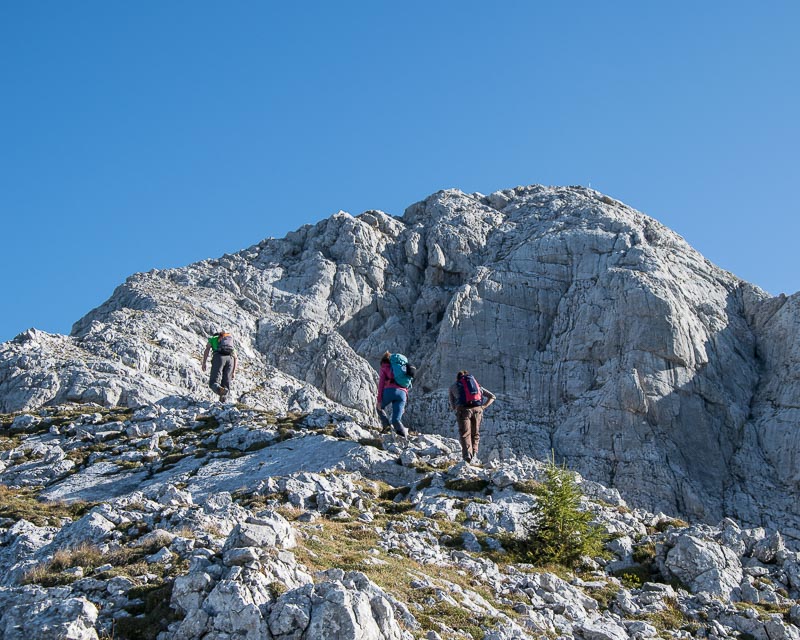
[1,185,799,536]
[1,400,800,639]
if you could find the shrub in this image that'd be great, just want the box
[524,456,605,568]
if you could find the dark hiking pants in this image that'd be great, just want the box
[209,352,233,395]
[456,405,484,461]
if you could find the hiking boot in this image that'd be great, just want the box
[377,410,391,429]
[391,420,408,437]
[217,386,228,397]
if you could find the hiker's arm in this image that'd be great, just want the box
[482,389,496,409]
[201,343,211,371]
[376,368,386,408]
[448,386,456,411]
[231,355,238,378]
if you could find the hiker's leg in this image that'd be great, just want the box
[208,352,224,393]
[377,406,391,429]
[391,389,407,428]
[380,391,396,430]
[220,355,232,390]
[456,408,472,460]
[471,407,484,457]
[382,388,407,435]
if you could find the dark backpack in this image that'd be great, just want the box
[389,353,414,389]
[458,374,483,407]
[217,333,235,355]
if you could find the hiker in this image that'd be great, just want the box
[202,331,237,402]
[377,351,412,437]
[449,370,495,464]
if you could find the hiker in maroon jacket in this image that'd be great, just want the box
[449,370,495,464]
[377,351,409,437]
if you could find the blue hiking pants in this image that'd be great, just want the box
[380,387,407,432]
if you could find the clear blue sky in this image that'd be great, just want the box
[1,2,798,342]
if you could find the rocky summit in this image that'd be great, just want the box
[1,184,800,638]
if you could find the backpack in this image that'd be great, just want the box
[389,353,414,389]
[217,333,235,355]
[458,374,483,407]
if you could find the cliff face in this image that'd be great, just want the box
[2,185,798,534]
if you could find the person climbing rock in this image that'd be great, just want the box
[377,351,413,437]
[449,370,495,464]
[202,331,237,402]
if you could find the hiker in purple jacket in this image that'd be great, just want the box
[377,351,409,437]
[449,370,495,464]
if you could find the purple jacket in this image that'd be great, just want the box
[377,361,407,403]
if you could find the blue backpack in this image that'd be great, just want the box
[389,353,414,389]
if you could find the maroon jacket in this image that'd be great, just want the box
[377,361,407,404]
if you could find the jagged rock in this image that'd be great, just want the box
[0,587,99,639]
[576,617,630,640]
[224,512,297,551]
[285,571,406,640]
[664,534,743,598]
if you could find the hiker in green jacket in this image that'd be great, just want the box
[202,331,237,402]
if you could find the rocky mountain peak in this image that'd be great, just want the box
[1,184,799,540]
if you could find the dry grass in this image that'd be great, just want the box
[0,485,97,527]
[22,532,188,588]
[293,516,518,639]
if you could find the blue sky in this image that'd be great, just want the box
[1,2,798,342]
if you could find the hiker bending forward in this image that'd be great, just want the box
[202,331,237,402]
[377,351,409,437]
[449,370,495,463]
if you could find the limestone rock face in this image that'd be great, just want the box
[1,185,799,534]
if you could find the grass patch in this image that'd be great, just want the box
[413,598,495,639]
[633,597,689,631]
[382,501,417,515]
[444,478,490,493]
[512,480,542,494]
[157,452,188,471]
[585,581,620,610]
[116,460,144,470]
[276,427,297,442]
[294,517,518,638]
[268,580,288,599]
[357,437,385,450]
[632,540,657,564]
[0,435,21,451]
[0,485,97,527]
[112,581,182,640]
[410,461,438,474]
[380,485,411,501]
[612,564,652,589]
[193,415,220,431]
[652,518,689,533]
[23,534,186,588]
[734,601,792,619]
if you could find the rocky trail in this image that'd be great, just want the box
[2,399,799,640]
